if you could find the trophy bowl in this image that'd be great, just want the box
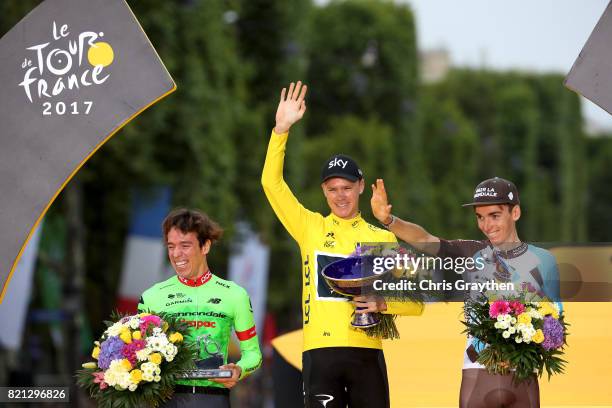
[321,255,391,328]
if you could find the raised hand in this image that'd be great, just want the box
[371,178,392,224]
[274,81,307,134]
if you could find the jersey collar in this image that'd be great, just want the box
[490,242,528,259]
[177,270,212,287]
[329,212,363,227]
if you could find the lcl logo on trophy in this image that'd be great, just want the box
[18,21,114,116]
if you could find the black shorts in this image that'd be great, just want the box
[161,386,230,408]
[303,347,389,408]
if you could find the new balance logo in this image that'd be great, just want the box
[208,298,221,304]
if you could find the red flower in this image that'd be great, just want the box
[489,300,511,318]
[122,339,146,366]
[509,301,525,315]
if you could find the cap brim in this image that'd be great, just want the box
[321,173,360,183]
[462,200,517,207]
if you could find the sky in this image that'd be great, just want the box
[405,0,612,131]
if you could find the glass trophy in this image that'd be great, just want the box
[176,334,233,379]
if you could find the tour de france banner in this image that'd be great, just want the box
[0,0,176,302]
[565,1,612,115]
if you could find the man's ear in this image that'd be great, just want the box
[511,205,521,222]
[359,179,365,195]
[201,239,212,256]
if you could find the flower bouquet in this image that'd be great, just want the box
[462,287,568,383]
[76,312,197,407]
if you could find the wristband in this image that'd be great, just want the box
[381,215,395,229]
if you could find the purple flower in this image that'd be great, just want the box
[542,316,564,350]
[98,336,124,369]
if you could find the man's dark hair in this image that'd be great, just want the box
[473,204,517,213]
[162,208,223,248]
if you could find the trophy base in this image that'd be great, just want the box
[176,369,233,379]
[351,312,380,328]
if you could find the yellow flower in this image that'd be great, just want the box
[132,331,142,340]
[533,329,545,344]
[149,353,162,365]
[169,332,183,343]
[538,302,559,319]
[121,359,132,371]
[82,362,97,369]
[119,327,132,344]
[91,346,100,360]
[138,313,151,317]
[517,312,532,325]
[162,322,169,332]
[129,369,143,384]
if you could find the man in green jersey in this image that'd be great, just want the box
[138,208,262,408]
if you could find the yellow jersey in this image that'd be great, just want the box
[262,130,423,351]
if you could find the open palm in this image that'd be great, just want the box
[275,81,307,134]
[371,178,392,223]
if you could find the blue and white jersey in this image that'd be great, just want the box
[438,240,562,369]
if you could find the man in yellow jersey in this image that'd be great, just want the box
[261,81,423,408]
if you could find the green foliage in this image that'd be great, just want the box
[585,135,612,241]
[421,70,588,241]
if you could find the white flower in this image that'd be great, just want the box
[142,372,154,382]
[502,314,512,323]
[508,327,516,334]
[128,318,141,330]
[118,372,131,389]
[154,375,161,382]
[494,322,502,329]
[497,315,505,322]
[502,331,511,339]
[128,384,138,392]
[515,336,523,343]
[166,355,174,362]
[141,362,156,376]
[152,327,163,336]
[528,309,543,320]
[510,317,517,325]
[105,322,126,337]
[136,348,152,362]
[164,344,177,357]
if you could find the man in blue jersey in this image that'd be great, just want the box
[371,176,561,408]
